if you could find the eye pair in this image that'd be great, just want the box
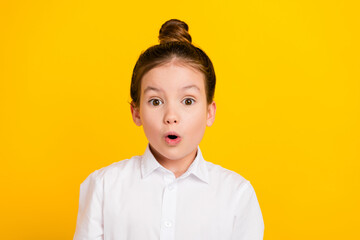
[149,98,195,106]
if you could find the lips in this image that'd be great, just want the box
[164,131,181,145]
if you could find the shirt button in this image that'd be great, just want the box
[164,220,172,228]
[168,185,175,191]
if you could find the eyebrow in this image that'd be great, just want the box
[143,85,200,94]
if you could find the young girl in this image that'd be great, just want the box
[74,19,264,240]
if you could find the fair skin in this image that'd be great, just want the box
[131,60,216,178]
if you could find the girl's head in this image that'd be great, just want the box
[130,19,216,163]
[130,19,216,109]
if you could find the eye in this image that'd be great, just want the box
[149,99,163,106]
[183,98,195,106]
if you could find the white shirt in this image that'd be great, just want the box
[73,144,264,240]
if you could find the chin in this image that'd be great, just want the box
[159,147,184,160]
[150,145,180,160]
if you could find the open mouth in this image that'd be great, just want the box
[165,132,181,145]
[167,135,178,140]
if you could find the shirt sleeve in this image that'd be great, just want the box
[231,181,264,240]
[73,170,104,240]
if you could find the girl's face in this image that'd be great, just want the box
[131,61,216,163]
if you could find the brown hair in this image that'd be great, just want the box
[130,19,216,108]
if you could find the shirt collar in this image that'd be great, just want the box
[140,143,209,184]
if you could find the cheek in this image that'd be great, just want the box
[140,109,160,133]
[186,107,207,131]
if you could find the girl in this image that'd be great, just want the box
[74,19,264,240]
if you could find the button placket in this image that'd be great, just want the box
[160,174,177,240]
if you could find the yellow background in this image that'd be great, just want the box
[1,0,359,239]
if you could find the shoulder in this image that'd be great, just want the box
[204,161,260,210]
[205,161,253,193]
[81,155,142,184]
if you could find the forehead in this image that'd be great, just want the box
[141,62,205,92]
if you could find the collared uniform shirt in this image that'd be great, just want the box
[73,144,264,240]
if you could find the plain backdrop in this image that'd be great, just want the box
[0,0,359,239]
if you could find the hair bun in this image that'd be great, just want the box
[158,19,192,45]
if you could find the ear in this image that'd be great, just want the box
[206,101,216,127]
[130,103,142,126]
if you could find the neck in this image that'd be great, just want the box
[149,145,197,178]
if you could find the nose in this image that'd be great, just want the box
[166,118,177,124]
[163,105,179,125]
